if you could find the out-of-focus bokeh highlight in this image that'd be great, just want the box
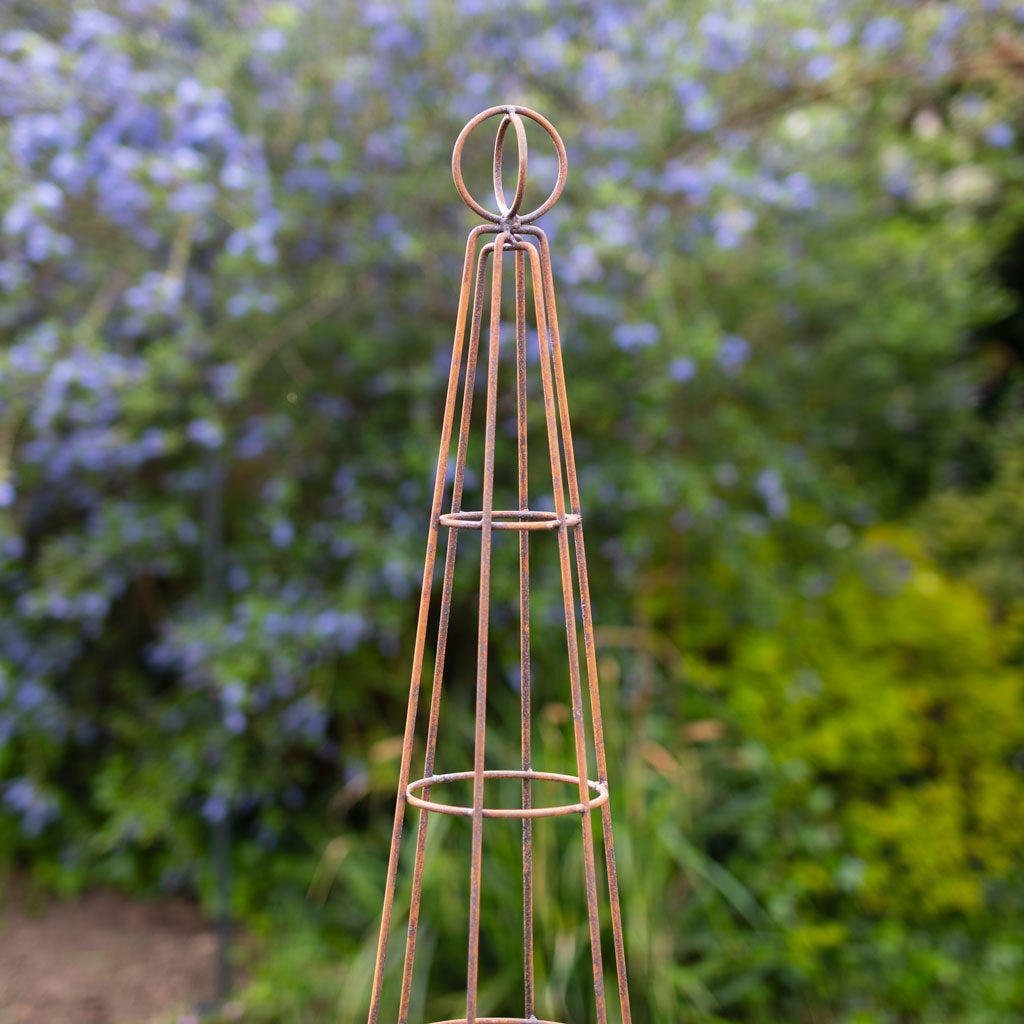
[2,2,1024,1022]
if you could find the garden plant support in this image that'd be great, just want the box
[367,105,633,1024]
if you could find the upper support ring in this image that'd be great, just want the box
[452,104,568,225]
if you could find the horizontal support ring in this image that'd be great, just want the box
[439,509,581,532]
[406,769,608,819]
[428,1018,566,1024]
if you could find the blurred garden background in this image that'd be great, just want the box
[2,1,1024,1021]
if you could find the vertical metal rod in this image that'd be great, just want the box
[397,235,495,1023]
[526,225,633,1024]
[514,247,534,1019]
[524,239,608,1024]
[466,231,508,1024]
[367,224,485,1024]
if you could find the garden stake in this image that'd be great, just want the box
[367,105,632,1024]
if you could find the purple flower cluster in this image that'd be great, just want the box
[2,10,281,345]
[147,591,367,740]
[3,777,59,837]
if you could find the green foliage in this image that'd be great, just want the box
[712,534,1024,1011]
[925,424,1024,618]
[2,2,1024,1023]
[218,533,1024,1023]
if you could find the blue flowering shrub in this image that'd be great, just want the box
[2,1,1024,1021]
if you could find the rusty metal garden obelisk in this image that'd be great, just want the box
[366,105,632,1024]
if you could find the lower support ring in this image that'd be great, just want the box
[428,1018,566,1024]
[406,768,608,819]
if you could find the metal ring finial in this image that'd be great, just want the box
[452,104,568,225]
[493,112,528,218]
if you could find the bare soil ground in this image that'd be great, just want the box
[0,879,218,1024]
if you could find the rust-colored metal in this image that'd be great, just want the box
[367,104,633,1024]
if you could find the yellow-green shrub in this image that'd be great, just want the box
[725,530,1024,922]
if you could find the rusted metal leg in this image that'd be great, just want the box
[524,238,608,1024]
[466,232,508,1024]
[397,235,496,1024]
[526,226,633,1024]
[514,247,535,1020]
[367,225,491,1024]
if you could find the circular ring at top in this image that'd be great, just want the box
[492,112,528,218]
[452,104,568,225]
